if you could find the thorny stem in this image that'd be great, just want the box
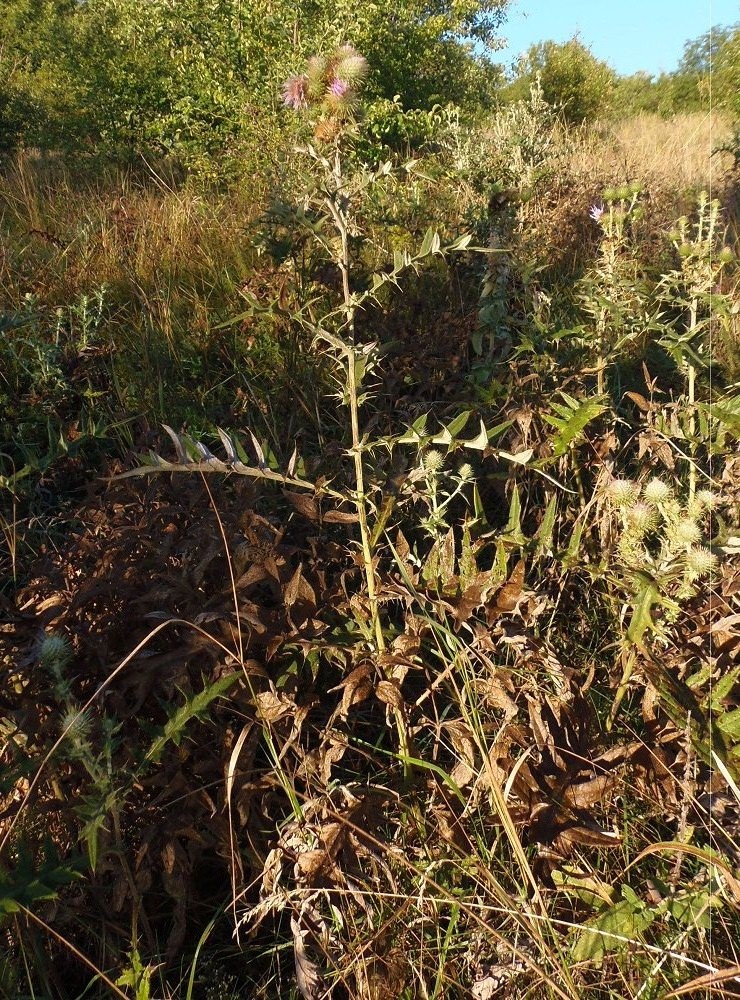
[687,296,698,502]
[327,146,384,655]
[326,143,411,767]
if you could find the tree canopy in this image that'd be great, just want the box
[0,0,509,161]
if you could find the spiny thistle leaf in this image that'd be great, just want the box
[542,393,608,457]
[114,426,319,492]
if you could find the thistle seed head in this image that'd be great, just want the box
[423,450,445,473]
[642,478,672,504]
[626,501,659,536]
[685,546,718,577]
[674,518,702,547]
[606,478,640,507]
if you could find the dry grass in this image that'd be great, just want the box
[0,150,264,340]
[568,112,733,195]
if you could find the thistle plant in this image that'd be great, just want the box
[116,49,477,775]
[38,632,122,869]
[280,46,386,647]
[602,475,721,626]
[417,450,475,540]
[657,193,734,500]
[600,475,723,730]
[581,182,652,394]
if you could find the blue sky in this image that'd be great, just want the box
[493,1,740,77]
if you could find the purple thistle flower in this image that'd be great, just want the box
[282,75,308,110]
[329,77,350,98]
[589,204,605,223]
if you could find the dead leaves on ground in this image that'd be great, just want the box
[3,463,738,997]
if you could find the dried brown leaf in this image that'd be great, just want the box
[283,491,321,522]
[555,824,621,850]
[451,759,477,788]
[625,391,652,412]
[376,679,405,710]
[320,740,348,784]
[563,774,616,809]
[291,913,324,1000]
[284,562,316,611]
[330,664,374,718]
[253,690,294,723]
[488,558,526,617]
[323,508,360,524]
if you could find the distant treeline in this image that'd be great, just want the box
[0,0,737,168]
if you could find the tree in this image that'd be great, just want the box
[512,38,616,124]
[666,23,739,114]
[0,0,511,160]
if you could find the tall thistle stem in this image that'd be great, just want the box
[324,145,386,655]
[686,297,698,503]
[323,141,410,772]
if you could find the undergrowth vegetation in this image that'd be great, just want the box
[1,44,740,1000]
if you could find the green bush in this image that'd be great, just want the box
[505,37,616,124]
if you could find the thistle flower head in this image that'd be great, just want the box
[606,478,639,507]
[718,246,735,265]
[305,55,329,101]
[282,74,309,110]
[626,501,659,536]
[589,204,604,223]
[696,489,716,510]
[685,546,719,577]
[334,46,368,82]
[674,518,702,547]
[643,478,672,504]
[423,450,445,473]
[325,76,353,112]
[457,463,474,481]
[329,77,350,98]
[39,633,72,670]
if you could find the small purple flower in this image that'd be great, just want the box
[329,77,350,99]
[589,204,605,223]
[282,75,308,110]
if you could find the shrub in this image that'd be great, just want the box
[507,37,616,124]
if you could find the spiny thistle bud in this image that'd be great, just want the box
[674,518,702,547]
[685,495,708,522]
[695,489,716,510]
[685,546,719,577]
[423,450,445,473]
[457,463,474,481]
[606,478,640,507]
[626,501,659,536]
[642,478,672,504]
[39,633,73,670]
[305,55,329,101]
[61,709,92,756]
[333,45,369,85]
